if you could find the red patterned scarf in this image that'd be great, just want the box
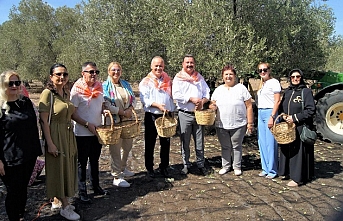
[71,78,103,101]
[174,69,202,83]
[141,71,172,96]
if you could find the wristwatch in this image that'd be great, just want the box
[84,122,89,128]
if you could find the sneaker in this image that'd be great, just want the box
[181,166,189,175]
[234,169,242,176]
[60,205,80,220]
[199,167,210,176]
[147,170,155,178]
[113,178,130,187]
[122,168,135,177]
[79,192,91,203]
[258,171,267,177]
[219,168,229,175]
[51,201,62,211]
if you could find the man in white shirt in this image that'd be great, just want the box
[139,56,175,178]
[172,55,211,176]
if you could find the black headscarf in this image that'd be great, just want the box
[288,68,307,90]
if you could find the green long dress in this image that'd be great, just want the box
[39,89,78,198]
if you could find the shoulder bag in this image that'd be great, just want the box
[300,89,317,145]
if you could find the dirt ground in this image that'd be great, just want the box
[1,82,343,221]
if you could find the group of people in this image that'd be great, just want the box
[255,63,315,187]
[0,56,316,221]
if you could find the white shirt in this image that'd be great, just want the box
[172,76,210,111]
[257,78,281,108]
[211,84,251,129]
[139,77,175,114]
[70,91,104,136]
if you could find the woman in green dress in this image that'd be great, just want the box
[39,63,80,221]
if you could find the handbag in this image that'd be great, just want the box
[300,89,317,145]
[40,91,53,155]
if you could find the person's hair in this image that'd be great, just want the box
[221,64,237,76]
[0,70,21,117]
[107,62,122,73]
[183,54,196,63]
[151,56,164,66]
[82,61,97,71]
[257,62,273,90]
[46,63,68,94]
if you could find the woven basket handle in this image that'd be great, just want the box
[273,113,285,131]
[161,110,166,126]
[104,112,114,131]
[132,108,138,124]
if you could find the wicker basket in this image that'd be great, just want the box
[117,109,141,139]
[195,109,216,125]
[270,114,296,144]
[155,111,177,138]
[96,114,122,145]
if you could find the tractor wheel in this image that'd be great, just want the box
[316,89,343,143]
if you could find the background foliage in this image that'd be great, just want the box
[0,0,342,83]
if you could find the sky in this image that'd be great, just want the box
[0,0,342,36]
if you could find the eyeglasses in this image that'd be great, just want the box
[258,68,269,73]
[8,81,21,87]
[54,72,69,77]
[83,70,100,75]
[291,75,301,79]
[111,69,121,72]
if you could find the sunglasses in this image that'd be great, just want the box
[111,69,121,72]
[258,68,269,73]
[54,72,69,77]
[84,70,100,75]
[291,75,301,79]
[8,80,21,87]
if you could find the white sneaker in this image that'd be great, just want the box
[51,201,62,211]
[181,166,188,175]
[219,168,229,175]
[60,205,80,220]
[122,168,135,177]
[234,169,242,176]
[113,178,130,187]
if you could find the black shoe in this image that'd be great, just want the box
[79,192,91,203]
[147,170,155,178]
[93,186,110,195]
[199,167,210,176]
[160,168,171,178]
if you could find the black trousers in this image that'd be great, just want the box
[75,136,102,189]
[144,112,170,171]
[0,158,36,221]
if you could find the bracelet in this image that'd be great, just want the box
[270,114,275,119]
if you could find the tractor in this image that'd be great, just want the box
[311,71,343,143]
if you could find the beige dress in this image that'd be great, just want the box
[39,89,77,198]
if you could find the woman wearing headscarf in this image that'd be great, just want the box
[278,69,316,187]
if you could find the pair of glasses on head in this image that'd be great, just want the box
[111,69,121,72]
[291,75,301,79]
[258,68,269,73]
[84,70,100,75]
[54,72,69,77]
[8,80,21,87]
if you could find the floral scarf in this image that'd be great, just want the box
[140,71,172,96]
[71,78,103,103]
[102,76,135,105]
[174,69,202,83]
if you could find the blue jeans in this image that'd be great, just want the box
[258,108,278,177]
